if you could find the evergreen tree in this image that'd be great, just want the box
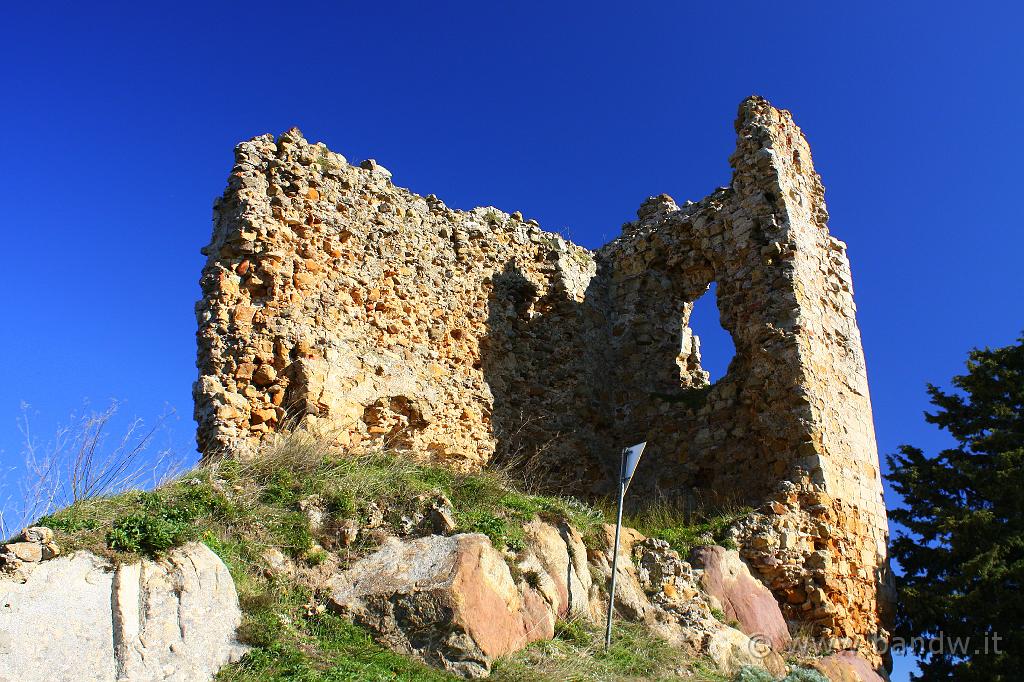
[887,334,1023,680]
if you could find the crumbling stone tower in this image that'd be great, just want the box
[195,96,892,662]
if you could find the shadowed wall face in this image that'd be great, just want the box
[194,97,890,662]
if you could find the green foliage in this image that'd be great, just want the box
[491,617,721,681]
[217,578,450,681]
[105,486,228,554]
[732,666,828,682]
[498,490,605,538]
[201,518,452,682]
[463,509,524,551]
[37,432,610,562]
[887,334,1024,681]
[107,510,190,553]
[322,489,356,519]
[783,668,830,682]
[733,667,774,682]
[39,474,233,556]
[268,511,314,557]
[624,501,748,558]
[448,483,606,553]
[37,509,100,533]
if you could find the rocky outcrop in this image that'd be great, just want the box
[588,528,788,678]
[517,520,592,620]
[692,544,791,650]
[329,522,790,679]
[329,533,552,678]
[0,541,246,682]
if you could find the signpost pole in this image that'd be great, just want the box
[604,472,626,650]
[604,441,645,650]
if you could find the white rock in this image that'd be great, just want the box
[0,542,247,682]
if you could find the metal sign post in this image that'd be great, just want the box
[604,441,646,650]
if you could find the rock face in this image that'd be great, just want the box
[814,651,886,682]
[328,533,552,678]
[0,542,247,682]
[329,527,790,679]
[195,95,891,663]
[588,529,787,678]
[692,545,791,650]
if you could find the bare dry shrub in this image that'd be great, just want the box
[0,402,183,539]
[489,410,564,494]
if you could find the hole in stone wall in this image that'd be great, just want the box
[688,282,736,383]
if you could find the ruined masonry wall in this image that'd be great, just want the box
[194,97,891,664]
[195,134,605,477]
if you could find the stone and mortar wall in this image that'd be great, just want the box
[194,132,607,480]
[194,96,891,663]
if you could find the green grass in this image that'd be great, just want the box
[206,532,452,682]
[733,666,829,682]
[623,501,751,559]
[29,434,617,679]
[36,432,607,560]
[491,618,726,682]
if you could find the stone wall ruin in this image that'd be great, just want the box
[194,96,892,665]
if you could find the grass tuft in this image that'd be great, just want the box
[623,500,750,558]
[491,617,725,681]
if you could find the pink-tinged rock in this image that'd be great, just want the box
[814,651,886,682]
[329,533,553,678]
[691,545,791,650]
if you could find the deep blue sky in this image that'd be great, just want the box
[2,3,1021,678]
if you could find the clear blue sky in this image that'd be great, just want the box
[1,3,1021,679]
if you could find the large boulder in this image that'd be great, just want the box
[329,533,552,678]
[519,520,592,619]
[0,542,247,682]
[691,545,792,651]
[814,651,886,682]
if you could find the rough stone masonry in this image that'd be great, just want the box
[194,96,894,664]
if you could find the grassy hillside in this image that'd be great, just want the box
[25,433,804,681]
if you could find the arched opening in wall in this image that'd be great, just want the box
[688,282,736,383]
